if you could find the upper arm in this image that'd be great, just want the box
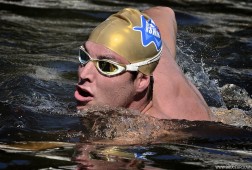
[143,7,211,120]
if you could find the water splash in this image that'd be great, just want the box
[176,33,225,107]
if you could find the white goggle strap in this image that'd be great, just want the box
[125,46,163,71]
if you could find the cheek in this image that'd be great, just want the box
[102,79,132,95]
[97,75,136,106]
[78,67,81,80]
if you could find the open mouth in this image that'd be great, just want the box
[77,86,93,98]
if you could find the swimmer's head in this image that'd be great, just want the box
[88,8,163,75]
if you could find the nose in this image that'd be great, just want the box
[78,61,97,84]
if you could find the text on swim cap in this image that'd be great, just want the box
[145,21,161,39]
[133,15,162,51]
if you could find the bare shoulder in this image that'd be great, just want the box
[150,52,211,121]
[142,7,211,121]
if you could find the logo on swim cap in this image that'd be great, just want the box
[133,15,162,51]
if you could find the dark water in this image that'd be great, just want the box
[0,0,252,169]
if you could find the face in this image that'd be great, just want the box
[74,41,138,111]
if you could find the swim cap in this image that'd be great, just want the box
[88,8,163,75]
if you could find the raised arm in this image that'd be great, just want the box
[143,6,211,120]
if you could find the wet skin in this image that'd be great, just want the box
[75,7,211,121]
[75,41,149,112]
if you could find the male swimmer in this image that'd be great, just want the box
[74,6,211,121]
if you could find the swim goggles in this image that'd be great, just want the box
[78,45,162,77]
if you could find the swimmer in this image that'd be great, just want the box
[74,6,211,121]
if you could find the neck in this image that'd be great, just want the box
[127,91,151,113]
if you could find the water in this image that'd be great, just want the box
[0,0,252,169]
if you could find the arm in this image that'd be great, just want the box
[144,7,211,121]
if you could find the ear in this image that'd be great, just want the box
[134,73,150,93]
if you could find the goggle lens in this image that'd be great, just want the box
[79,48,90,65]
[97,60,118,73]
[79,46,125,76]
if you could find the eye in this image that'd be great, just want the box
[98,61,118,72]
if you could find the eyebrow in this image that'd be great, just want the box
[97,55,116,61]
[83,42,119,62]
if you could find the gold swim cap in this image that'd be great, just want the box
[88,8,163,75]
